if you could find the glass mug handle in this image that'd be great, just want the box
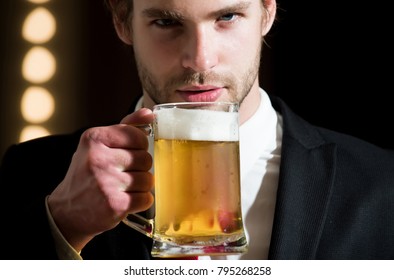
[122,123,154,238]
[122,213,154,238]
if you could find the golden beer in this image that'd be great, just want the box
[154,138,243,245]
[123,102,247,257]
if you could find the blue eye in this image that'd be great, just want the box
[219,13,238,22]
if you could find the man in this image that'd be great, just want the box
[0,0,393,260]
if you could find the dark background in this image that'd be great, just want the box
[1,0,393,159]
[262,1,393,150]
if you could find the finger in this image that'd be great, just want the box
[81,125,149,150]
[119,171,154,193]
[114,149,152,172]
[120,108,154,126]
[126,192,154,214]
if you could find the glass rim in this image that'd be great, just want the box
[153,101,239,110]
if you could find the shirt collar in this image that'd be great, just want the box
[239,88,279,179]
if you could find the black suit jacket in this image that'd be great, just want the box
[1,96,393,259]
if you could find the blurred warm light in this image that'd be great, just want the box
[19,125,50,142]
[21,86,55,123]
[22,7,56,44]
[17,0,55,144]
[22,46,56,83]
[27,0,51,3]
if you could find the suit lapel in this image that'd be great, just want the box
[268,96,337,259]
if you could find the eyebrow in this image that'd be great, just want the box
[141,1,252,20]
[210,1,252,18]
[142,8,185,21]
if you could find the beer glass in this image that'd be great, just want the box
[123,102,247,258]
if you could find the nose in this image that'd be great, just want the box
[181,27,218,72]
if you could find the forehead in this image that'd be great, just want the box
[133,0,260,17]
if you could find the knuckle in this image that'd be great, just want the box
[81,127,101,144]
[86,148,106,170]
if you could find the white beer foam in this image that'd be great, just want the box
[155,108,239,141]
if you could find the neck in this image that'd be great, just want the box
[238,81,261,125]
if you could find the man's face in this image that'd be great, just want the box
[130,0,268,110]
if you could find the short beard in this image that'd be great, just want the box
[134,45,261,106]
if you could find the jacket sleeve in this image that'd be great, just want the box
[0,134,80,260]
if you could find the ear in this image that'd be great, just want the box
[113,18,133,45]
[261,0,277,36]
[107,0,133,45]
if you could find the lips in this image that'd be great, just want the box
[176,86,223,102]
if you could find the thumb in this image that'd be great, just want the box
[120,108,154,125]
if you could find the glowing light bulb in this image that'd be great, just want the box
[22,7,56,44]
[27,0,51,4]
[19,125,50,142]
[21,86,55,123]
[22,46,56,83]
